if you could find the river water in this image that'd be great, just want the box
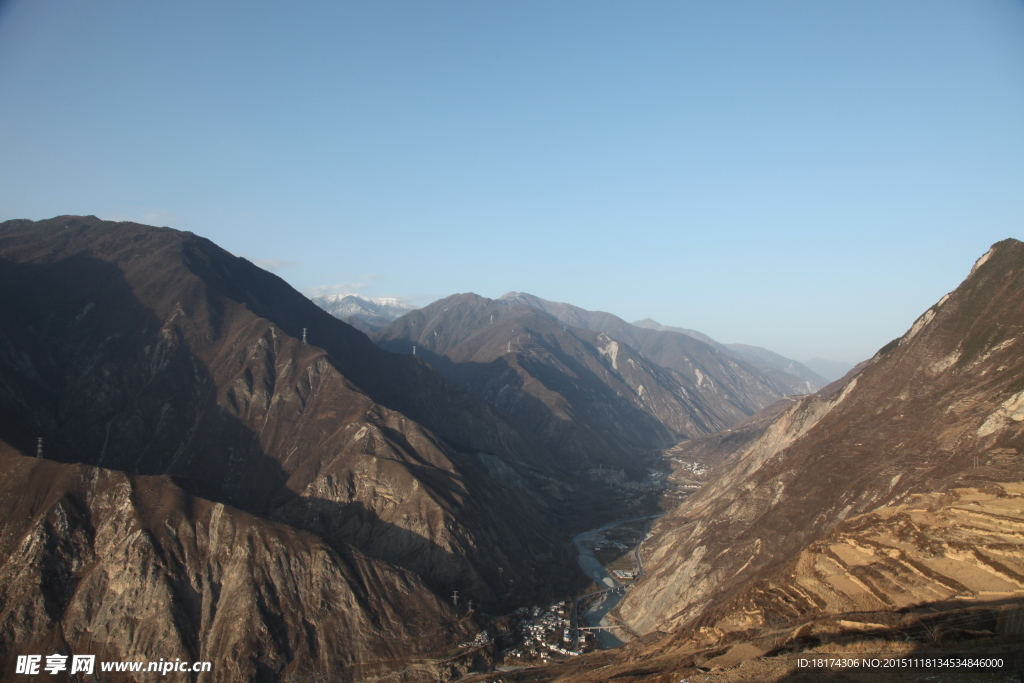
[571,515,657,649]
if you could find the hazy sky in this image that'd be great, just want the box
[1,1,1022,364]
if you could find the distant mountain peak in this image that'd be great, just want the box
[495,296,827,396]
[311,293,417,332]
[498,291,537,305]
[631,318,720,347]
[314,293,415,309]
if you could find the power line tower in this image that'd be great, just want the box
[36,437,43,459]
[302,328,307,344]
[451,590,459,608]
[412,345,417,356]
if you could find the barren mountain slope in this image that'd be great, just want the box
[375,295,669,473]
[0,217,577,656]
[633,317,829,390]
[501,292,818,404]
[723,343,829,391]
[615,239,1024,645]
[0,442,469,683]
[375,293,772,474]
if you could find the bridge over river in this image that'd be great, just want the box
[570,514,659,650]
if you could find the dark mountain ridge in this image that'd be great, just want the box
[0,216,582,680]
[376,293,684,475]
[372,291,833,485]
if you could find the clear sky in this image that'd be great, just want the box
[1,1,1022,365]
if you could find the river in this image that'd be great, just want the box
[571,515,658,649]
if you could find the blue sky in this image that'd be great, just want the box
[1,1,1022,365]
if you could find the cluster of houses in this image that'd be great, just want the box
[458,630,492,650]
[673,459,709,477]
[499,602,586,663]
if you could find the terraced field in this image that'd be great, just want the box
[744,483,1024,631]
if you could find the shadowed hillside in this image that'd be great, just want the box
[375,292,813,478]
[0,216,582,680]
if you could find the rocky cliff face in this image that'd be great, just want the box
[0,216,578,679]
[614,240,1024,650]
[0,443,467,682]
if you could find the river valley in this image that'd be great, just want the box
[572,515,659,649]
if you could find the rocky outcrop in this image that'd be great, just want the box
[0,444,469,682]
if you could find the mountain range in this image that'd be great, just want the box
[495,293,824,398]
[0,216,580,681]
[315,290,838,394]
[2,215,1019,683]
[371,292,824,479]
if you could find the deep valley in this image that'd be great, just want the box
[0,217,1022,683]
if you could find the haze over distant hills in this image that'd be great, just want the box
[630,316,830,388]
[495,292,823,397]
[804,356,855,381]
